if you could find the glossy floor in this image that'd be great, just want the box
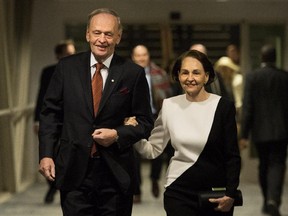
[0,152,287,216]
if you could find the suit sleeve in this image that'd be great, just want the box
[34,68,53,122]
[116,67,154,150]
[223,100,241,198]
[38,63,63,160]
[240,73,253,139]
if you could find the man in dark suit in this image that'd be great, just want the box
[38,8,154,216]
[240,44,288,216]
[34,39,76,130]
[34,39,75,204]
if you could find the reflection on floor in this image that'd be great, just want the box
[0,149,287,216]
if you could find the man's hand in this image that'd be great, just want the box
[209,196,234,212]
[92,129,118,147]
[39,157,55,181]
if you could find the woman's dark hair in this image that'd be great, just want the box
[170,50,215,85]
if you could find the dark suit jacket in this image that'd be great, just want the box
[241,65,288,143]
[39,51,154,194]
[34,64,56,122]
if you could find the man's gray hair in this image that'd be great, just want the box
[87,8,122,32]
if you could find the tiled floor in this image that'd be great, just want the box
[0,152,287,216]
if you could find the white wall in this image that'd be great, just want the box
[30,0,288,102]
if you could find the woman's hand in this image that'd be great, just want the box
[124,116,138,126]
[209,196,234,212]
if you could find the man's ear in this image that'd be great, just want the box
[116,31,122,45]
[86,29,90,42]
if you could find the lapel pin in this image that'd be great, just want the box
[111,79,115,82]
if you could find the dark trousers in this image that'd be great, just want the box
[254,141,287,207]
[134,150,142,195]
[44,179,57,202]
[60,158,133,216]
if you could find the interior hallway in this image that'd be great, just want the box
[0,149,287,216]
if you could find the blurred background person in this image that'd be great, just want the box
[34,39,76,204]
[226,44,240,66]
[189,43,207,55]
[131,44,174,203]
[240,44,288,216]
[214,56,243,123]
[190,43,228,98]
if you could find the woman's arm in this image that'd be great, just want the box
[133,110,170,159]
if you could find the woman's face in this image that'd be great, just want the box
[178,57,209,98]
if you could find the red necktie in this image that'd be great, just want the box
[92,62,104,116]
[91,62,103,157]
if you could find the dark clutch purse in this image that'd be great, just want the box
[198,189,243,209]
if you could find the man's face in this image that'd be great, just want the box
[132,46,150,68]
[65,44,76,56]
[226,45,240,64]
[86,13,122,62]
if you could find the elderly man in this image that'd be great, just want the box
[38,8,153,216]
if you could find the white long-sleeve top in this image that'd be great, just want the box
[134,93,220,187]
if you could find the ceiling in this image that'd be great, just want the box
[55,0,287,2]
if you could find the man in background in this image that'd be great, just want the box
[189,43,207,56]
[34,39,76,204]
[240,44,288,216]
[131,44,173,203]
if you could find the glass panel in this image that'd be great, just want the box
[21,116,38,182]
[0,115,13,192]
[0,68,9,110]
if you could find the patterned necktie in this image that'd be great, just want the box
[91,62,103,157]
[92,62,104,116]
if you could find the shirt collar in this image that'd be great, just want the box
[90,53,114,69]
[144,66,150,74]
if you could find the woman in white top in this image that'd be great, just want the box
[130,50,241,216]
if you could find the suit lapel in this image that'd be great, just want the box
[98,55,124,114]
[78,52,94,116]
